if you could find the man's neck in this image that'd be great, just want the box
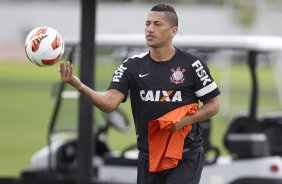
[150,46,176,62]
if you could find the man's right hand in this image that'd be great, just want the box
[59,61,83,90]
[59,61,125,113]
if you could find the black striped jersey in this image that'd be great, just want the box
[109,47,220,153]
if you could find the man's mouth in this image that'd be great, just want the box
[146,35,155,39]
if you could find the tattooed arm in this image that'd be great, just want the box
[170,97,219,131]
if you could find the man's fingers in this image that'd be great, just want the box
[65,61,73,77]
[170,119,185,132]
[59,61,72,81]
[59,62,65,74]
[170,126,176,132]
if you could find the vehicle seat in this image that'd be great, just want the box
[224,116,270,158]
[261,113,282,156]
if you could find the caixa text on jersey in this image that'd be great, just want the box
[140,90,182,102]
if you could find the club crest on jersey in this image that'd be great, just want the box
[170,67,186,84]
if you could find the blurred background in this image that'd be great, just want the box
[1,0,282,179]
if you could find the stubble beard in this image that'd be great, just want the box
[146,40,161,48]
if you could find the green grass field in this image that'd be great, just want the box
[0,61,59,177]
[0,58,281,177]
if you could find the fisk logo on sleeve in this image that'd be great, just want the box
[113,64,127,82]
[192,60,212,86]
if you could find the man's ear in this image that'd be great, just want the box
[171,27,178,37]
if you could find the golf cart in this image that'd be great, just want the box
[20,34,282,184]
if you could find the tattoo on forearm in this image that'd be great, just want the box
[202,107,211,118]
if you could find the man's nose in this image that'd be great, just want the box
[146,24,154,33]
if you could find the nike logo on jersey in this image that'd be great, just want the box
[139,73,150,78]
[140,90,182,102]
[192,60,212,86]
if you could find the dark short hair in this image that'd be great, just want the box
[150,3,178,27]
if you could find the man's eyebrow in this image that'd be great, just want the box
[146,20,163,24]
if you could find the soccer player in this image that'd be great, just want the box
[59,3,220,184]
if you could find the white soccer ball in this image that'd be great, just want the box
[25,26,64,66]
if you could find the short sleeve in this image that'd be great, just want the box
[108,60,130,102]
[191,59,220,102]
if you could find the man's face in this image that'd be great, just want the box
[145,11,177,48]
